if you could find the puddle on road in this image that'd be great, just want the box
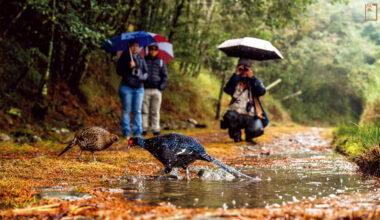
[118,129,377,209]
[122,160,372,209]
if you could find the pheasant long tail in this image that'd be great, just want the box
[201,154,261,181]
[58,138,77,157]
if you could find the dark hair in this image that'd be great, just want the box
[148,45,158,50]
[128,39,139,46]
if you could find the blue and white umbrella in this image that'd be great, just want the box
[100,31,156,53]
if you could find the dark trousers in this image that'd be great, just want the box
[222,110,264,140]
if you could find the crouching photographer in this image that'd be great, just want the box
[221,58,269,144]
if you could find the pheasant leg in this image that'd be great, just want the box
[78,150,83,162]
[186,167,190,180]
[92,152,96,162]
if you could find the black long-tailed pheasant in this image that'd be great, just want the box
[128,133,260,181]
[58,127,119,162]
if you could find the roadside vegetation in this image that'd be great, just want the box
[331,1,380,176]
[333,125,380,176]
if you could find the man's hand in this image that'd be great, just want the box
[130,61,136,68]
[246,67,253,78]
[235,65,244,75]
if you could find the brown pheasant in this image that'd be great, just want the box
[58,127,119,162]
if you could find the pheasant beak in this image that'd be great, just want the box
[113,135,119,145]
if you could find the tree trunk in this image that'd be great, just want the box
[116,0,135,34]
[138,0,149,30]
[150,0,161,31]
[39,0,56,97]
[168,0,186,42]
[3,3,28,37]
[215,73,226,120]
[49,35,87,94]
[68,50,90,92]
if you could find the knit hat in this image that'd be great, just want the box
[237,58,252,67]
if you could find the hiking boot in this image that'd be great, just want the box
[234,137,242,143]
[153,131,161,136]
[246,138,258,145]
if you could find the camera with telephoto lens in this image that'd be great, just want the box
[131,68,141,76]
[238,66,249,73]
[246,101,254,113]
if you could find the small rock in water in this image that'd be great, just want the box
[15,137,28,144]
[0,133,11,142]
[222,203,228,210]
[61,216,94,220]
[58,182,68,186]
[197,168,235,181]
[246,153,259,157]
[93,187,124,193]
[156,175,179,180]
[118,174,138,182]
[37,191,91,201]
[30,135,42,143]
[169,168,181,177]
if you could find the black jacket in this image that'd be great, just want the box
[224,73,269,127]
[117,52,148,88]
[144,55,168,91]
[223,73,266,97]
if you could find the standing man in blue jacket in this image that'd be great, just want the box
[221,58,268,144]
[117,39,148,138]
[142,43,168,136]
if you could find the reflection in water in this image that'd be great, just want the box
[124,161,370,209]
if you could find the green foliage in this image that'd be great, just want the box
[254,0,380,125]
[0,0,315,128]
[334,123,380,176]
[335,124,380,151]
[362,24,380,45]
[2,0,380,129]
[161,66,220,122]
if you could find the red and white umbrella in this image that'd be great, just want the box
[139,32,174,65]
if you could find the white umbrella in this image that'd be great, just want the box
[218,37,283,60]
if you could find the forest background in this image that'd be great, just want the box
[0,0,379,141]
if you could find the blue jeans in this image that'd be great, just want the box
[119,85,144,136]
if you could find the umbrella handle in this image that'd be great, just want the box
[129,48,134,62]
